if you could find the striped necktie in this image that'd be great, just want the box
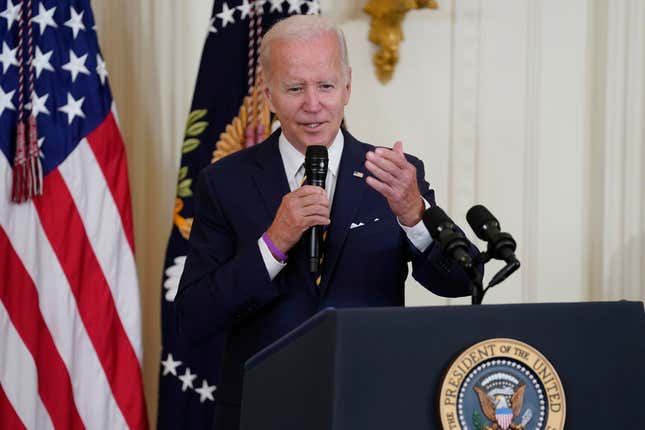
[314,226,328,287]
[300,170,327,287]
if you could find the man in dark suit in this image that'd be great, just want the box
[177,14,478,429]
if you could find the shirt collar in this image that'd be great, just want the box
[278,129,344,179]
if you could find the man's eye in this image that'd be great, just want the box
[320,84,334,90]
[287,87,302,93]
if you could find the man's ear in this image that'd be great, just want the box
[344,67,352,105]
[264,86,276,113]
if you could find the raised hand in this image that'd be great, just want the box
[365,141,424,227]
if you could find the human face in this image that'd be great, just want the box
[264,32,351,154]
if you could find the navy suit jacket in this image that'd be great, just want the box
[176,129,476,429]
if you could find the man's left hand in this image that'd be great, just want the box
[365,141,424,227]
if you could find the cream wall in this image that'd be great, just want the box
[92,0,645,426]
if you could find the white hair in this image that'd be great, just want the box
[259,15,350,82]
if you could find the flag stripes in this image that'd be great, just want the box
[0,0,147,427]
[0,228,84,430]
[59,134,142,361]
[0,299,55,430]
[0,125,147,428]
[32,169,147,430]
[85,112,136,253]
[0,157,129,429]
[1,154,130,429]
[0,382,26,430]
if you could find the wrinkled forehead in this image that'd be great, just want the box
[268,34,347,83]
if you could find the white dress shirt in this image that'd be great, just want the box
[258,130,432,280]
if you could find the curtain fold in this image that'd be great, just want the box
[92,0,212,425]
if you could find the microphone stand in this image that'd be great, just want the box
[438,230,484,305]
[465,204,521,304]
[433,225,485,305]
[469,250,521,305]
[461,260,484,305]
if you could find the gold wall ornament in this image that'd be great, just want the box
[363,0,438,83]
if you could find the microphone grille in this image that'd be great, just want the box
[466,205,496,231]
[422,206,451,232]
[305,145,329,187]
[305,145,328,160]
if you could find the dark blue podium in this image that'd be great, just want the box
[240,301,645,429]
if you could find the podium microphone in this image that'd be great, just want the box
[305,145,328,272]
[466,204,520,287]
[422,206,473,269]
[466,205,518,263]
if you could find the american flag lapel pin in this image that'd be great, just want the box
[353,170,364,178]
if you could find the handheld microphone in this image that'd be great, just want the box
[305,145,328,273]
[466,205,517,263]
[422,206,473,268]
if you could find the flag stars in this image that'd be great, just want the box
[237,0,252,20]
[30,91,50,117]
[287,0,303,14]
[62,50,90,82]
[178,368,197,392]
[64,7,86,39]
[305,0,320,15]
[194,379,216,403]
[96,54,108,85]
[208,17,217,35]
[0,85,15,117]
[37,137,45,159]
[269,0,284,13]
[32,47,55,78]
[255,0,267,15]
[216,2,236,28]
[0,0,21,30]
[32,4,58,35]
[0,42,18,74]
[58,92,85,124]
[161,353,182,376]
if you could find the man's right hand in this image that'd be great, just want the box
[265,185,330,256]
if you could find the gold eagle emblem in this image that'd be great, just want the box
[173,198,193,240]
[175,82,274,240]
[474,384,527,430]
[212,83,273,163]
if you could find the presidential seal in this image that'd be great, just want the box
[439,338,565,430]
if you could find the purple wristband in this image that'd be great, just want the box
[262,232,288,263]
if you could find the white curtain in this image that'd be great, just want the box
[92,0,212,425]
[92,0,645,425]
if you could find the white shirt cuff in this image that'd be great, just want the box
[258,237,287,280]
[398,198,433,252]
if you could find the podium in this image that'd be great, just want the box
[240,301,645,429]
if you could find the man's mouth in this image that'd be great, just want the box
[301,122,324,129]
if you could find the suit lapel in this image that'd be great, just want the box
[319,130,368,295]
[252,132,290,221]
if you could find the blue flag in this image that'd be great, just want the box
[158,1,319,428]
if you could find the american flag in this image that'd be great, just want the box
[0,0,148,429]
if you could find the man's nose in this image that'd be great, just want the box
[303,87,321,112]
